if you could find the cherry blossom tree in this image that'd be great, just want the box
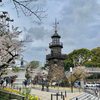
[68,66,89,86]
[0,25,26,76]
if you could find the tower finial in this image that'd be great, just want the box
[54,18,59,33]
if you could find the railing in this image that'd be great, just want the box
[0,89,25,100]
[49,42,63,48]
[51,93,64,100]
[85,67,100,71]
[46,54,66,60]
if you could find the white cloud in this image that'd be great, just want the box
[1,0,100,64]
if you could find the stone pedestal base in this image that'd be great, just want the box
[13,78,25,85]
[13,67,26,86]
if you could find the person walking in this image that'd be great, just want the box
[95,89,98,97]
[46,82,49,92]
[3,79,6,88]
[11,78,13,87]
[41,81,44,91]
[24,79,27,87]
[1,79,4,87]
[6,78,8,86]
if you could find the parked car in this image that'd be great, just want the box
[86,82,93,87]
[92,83,96,87]
[96,82,100,87]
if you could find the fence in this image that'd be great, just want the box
[0,89,25,100]
[51,91,68,100]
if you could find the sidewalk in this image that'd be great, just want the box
[10,84,83,100]
[14,85,82,100]
[30,89,82,100]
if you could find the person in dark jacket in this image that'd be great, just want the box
[24,80,27,87]
[61,81,64,87]
[6,79,8,86]
[1,79,4,87]
[41,81,44,91]
[11,78,13,87]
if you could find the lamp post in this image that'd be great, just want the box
[70,67,73,93]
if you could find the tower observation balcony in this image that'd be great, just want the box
[49,42,63,48]
[46,53,66,60]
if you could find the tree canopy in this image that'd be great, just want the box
[64,47,100,70]
[68,66,89,86]
[64,48,91,71]
[0,25,25,76]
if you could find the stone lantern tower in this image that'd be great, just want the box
[46,20,66,68]
[46,19,67,82]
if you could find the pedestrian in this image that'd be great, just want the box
[6,78,8,86]
[61,81,64,87]
[41,81,44,91]
[1,79,4,87]
[11,78,13,87]
[3,79,6,88]
[24,79,27,87]
[46,82,49,92]
[95,89,98,97]
[33,81,35,85]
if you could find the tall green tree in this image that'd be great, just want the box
[64,53,74,71]
[29,61,39,70]
[85,47,100,67]
[64,48,91,70]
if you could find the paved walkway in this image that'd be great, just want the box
[30,89,82,100]
[11,84,83,100]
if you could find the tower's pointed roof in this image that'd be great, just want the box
[51,29,61,38]
[53,30,58,35]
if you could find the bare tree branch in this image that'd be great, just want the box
[12,0,47,22]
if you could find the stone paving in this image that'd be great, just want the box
[4,85,82,100]
[11,84,83,100]
[30,88,82,100]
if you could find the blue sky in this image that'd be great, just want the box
[1,0,100,65]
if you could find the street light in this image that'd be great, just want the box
[70,67,73,93]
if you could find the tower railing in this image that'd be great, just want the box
[49,42,63,46]
[46,53,66,60]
